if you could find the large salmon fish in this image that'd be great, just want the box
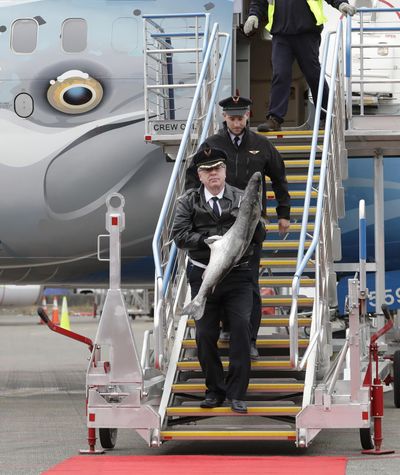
[182,171,263,320]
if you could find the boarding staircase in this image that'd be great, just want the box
[143,11,362,447]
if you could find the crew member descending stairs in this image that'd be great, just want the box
[158,129,322,442]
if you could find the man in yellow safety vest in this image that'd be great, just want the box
[244,0,356,131]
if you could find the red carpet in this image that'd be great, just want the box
[44,455,347,474]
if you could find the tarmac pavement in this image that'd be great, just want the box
[1,313,400,474]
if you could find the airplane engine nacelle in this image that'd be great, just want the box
[0,285,42,306]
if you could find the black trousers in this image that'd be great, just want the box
[188,265,252,400]
[269,32,329,122]
[222,244,262,343]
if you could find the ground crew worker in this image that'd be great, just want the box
[185,95,290,359]
[173,147,266,413]
[243,0,357,131]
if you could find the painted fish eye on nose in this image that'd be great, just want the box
[47,69,103,114]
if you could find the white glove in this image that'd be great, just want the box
[243,15,259,36]
[338,3,357,16]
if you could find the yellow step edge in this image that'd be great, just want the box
[261,317,311,327]
[267,175,319,183]
[171,383,304,393]
[258,130,324,137]
[259,277,316,286]
[284,159,321,167]
[181,339,309,349]
[260,258,314,267]
[266,207,316,215]
[166,407,301,416]
[161,430,297,440]
[267,190,317,199]
[187,316,311,327]
[276,145,317,152]
[265,223,314,232]
[262,241,311,250]
[261,297,313,306]
[177,360,294,371]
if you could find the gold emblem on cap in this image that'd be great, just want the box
[232,95,239,103]
[204,148,212,157]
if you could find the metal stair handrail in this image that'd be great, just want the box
[149,19,231,371]
[289,19,347,370]
[345,7,400,126]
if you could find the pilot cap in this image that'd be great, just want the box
[219,95,252,116]
[193,146,227,170]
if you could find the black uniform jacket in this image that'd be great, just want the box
[172,183,266,265]
[185,124,290,220]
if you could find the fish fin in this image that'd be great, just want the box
[182,296,207,321]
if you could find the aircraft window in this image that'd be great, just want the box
[111,18,139,53]
[61,18,87,53]
[355,0,373,7]
[47,70,103,114]
[11,19,38,54]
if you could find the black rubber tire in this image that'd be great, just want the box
[393,350,400,408]
[99,428,118,449]
[360,427,374,450]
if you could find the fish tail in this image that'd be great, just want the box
[182,295,207,321]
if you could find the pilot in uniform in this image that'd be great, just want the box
[173,147,266,413]
[185,95,290,359]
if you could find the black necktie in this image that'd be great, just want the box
[211,197,220,217]
[234,136,240,148]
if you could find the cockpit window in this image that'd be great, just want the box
[61,19,87,53]
[11,19,38,54]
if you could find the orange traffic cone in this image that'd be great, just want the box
[38,296,47,324]
[60,296,71,330]
[52,296,60,325]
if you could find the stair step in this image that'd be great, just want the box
[171,382,305,393]
[259,130,324,138]
[262,240,310,250]
[284,159,321,168]
[161,429,297,441]
[187,316,311,328]
[267,190,317,199]
[177,359,294,371]
[261,296,313,307]
[266,207,316,217]
[265,223,314,232]
[166,406,301,417]
[182,338,308,349]
[267,175,318,184]
[259,276,315,286]
[260,258,314,268]
[261,317,311,327]
[275,145,317,153]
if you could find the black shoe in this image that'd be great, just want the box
[250,342,259,360]
[219,330,230,342]
[257,116,282,132]
[231,399,248,413]
[200,397,225,409]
